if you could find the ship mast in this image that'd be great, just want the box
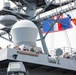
[0,0,76,75]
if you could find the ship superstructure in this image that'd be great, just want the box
[0,0,76,75]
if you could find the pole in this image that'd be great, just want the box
[36,22,49,54]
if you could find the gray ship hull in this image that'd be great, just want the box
[0,60,76,75]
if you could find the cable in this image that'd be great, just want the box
[33,1,76,22]
[60,0,71,48]
[13,2,26,13]
[30,0,54,19]
[43,15,61,39]
[23,0,34,10]
[37,14,61,41]
[3,8,25,19]
[64,30,71,48]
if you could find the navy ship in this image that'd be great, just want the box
[0,0,76,75]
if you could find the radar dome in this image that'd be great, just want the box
[0,15,17,26]
[10,20,38,46]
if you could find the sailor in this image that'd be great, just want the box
[23,46,28,51]
[63,52,70,58]
[30,46,35,52]
[7,44,11,48]
[23,46,26,51]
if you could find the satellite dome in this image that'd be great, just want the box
[0,15,17,26]
[10,20,38,46]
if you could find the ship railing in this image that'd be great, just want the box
[50,46,76,60]
[48,47,76,64]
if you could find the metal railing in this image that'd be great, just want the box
[50,46,76,59]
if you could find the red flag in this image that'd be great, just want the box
[72,18,76,25]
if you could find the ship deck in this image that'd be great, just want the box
[0,47,76,73]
